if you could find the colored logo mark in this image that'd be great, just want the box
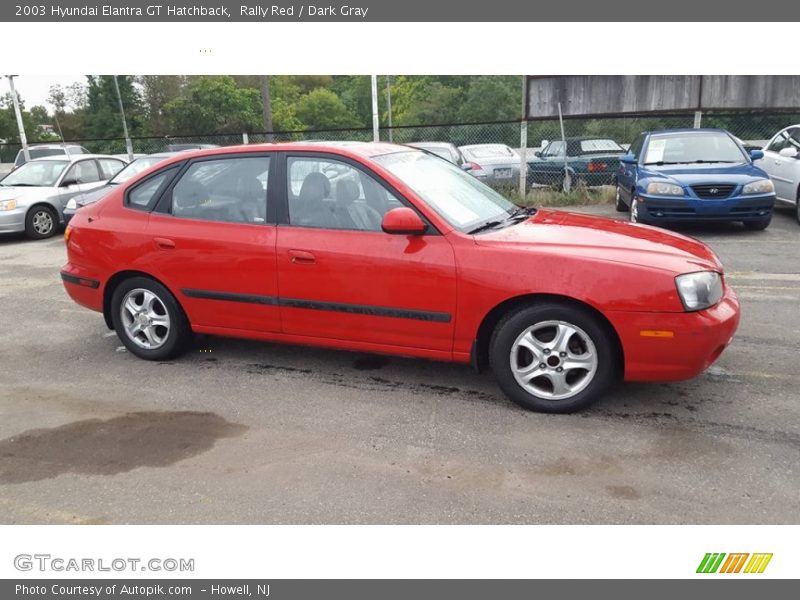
[696,553,773,574]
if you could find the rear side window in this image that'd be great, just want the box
[170,156,270,225]
[126,166,180,211]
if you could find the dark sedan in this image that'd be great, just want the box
[528,137,625,189]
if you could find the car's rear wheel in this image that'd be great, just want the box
[743,216,771,231]
[489,303,617,413]
[111,276,191,360]
[615,186,628,212]
[25,205,57,239]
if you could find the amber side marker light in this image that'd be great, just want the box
[640,330,675,338]
[64,226,72,243]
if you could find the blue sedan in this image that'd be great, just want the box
[615,128,776,230]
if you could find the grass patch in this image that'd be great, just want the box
[502,184,616,208]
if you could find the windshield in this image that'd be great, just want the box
[644,132,746,165]
[373,151,516,232]
[2,159,70,187]
[110,157,166,184]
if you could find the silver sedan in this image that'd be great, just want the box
[0,154,126,239]
[756,124,800,224]
[458,144,521,188]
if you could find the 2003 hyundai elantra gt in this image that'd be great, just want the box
[61,143,740,413]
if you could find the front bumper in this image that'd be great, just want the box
[637,192,775,222]
[606,285,740,382]
[0,208,26,233]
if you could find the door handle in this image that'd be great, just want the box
[154,237,176,250]
[288,250,315,264]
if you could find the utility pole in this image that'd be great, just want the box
[6,76,30,162]
[370,75,379,142]
[261,75,273,142]
[386,76,393,143]
[113,75,134,161]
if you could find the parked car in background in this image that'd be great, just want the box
[166,143,220,152]
[11,144,90,170]
[62,142,738,413]
[615,129,775,230]
[0,154,127,239]
[458,144,521,188]
[755,124,800,224]
[528,137,625,189]
[64,152,181,224]
[407,142,468,168]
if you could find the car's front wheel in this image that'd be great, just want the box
[25,205,57,239]
[629,195,648,224]
[111,276,191,360]
[489,303,617,413]
[615,186,628,212]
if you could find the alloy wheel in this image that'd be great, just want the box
[32,210,54,236]
[120,288,171,350]
[509,320,598,401]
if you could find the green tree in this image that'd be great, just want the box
[138,75,185,135]
[164,76,262,134]
[457,76,519,123]
[84,75,145,138]
[295,88,360,129]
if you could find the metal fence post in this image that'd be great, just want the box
[558,102,570,192]
[6,76,30,163]
[519,75,528,198]
[694,110,703,128]
[242,133,249,145]
[371,75,380,143]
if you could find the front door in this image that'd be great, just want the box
[761,127,799,203]
[275,153,457,353]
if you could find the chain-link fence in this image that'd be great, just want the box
[2,111,798,202]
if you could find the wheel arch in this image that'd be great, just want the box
[471,293,624,378]
[102,270,181,330]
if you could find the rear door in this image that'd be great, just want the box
[142,153,281,333]
[275,152,457,353]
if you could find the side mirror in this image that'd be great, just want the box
[750,149,765,161]
[61,178,79,187]
[533,150,542,158]
[381,207,427,235]
[779,147,798,159]
[620,153,637,165]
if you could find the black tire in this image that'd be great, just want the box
[615,186,628,212]
[743,216,771,231]
[111,276,191,361]
[25,205,58,239]
[629,195,648,224]
[489,302,617,413]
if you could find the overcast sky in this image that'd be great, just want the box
[6,75,88,109]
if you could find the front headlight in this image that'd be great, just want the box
[646,182,684,196]
[65,198,77,210]
[0,199,17,211]
[675,271,724,312]
[742,179,775,195]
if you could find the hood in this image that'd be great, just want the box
[75,184,114,207]
[474,209,721,274]
[640,162,768,185]
[0,186,57,206]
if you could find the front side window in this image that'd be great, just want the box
[544,141,565,158]
[629,134,646,159]
[767,131,789,154]
[374,151,516,232]
[171,156,269,225]
[64,160,101,185]
[287,157,399,231]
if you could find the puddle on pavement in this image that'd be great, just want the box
[0,411,247,484]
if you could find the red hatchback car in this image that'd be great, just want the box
[61,143,740,413]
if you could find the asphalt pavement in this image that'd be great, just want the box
[0,204,798,524]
